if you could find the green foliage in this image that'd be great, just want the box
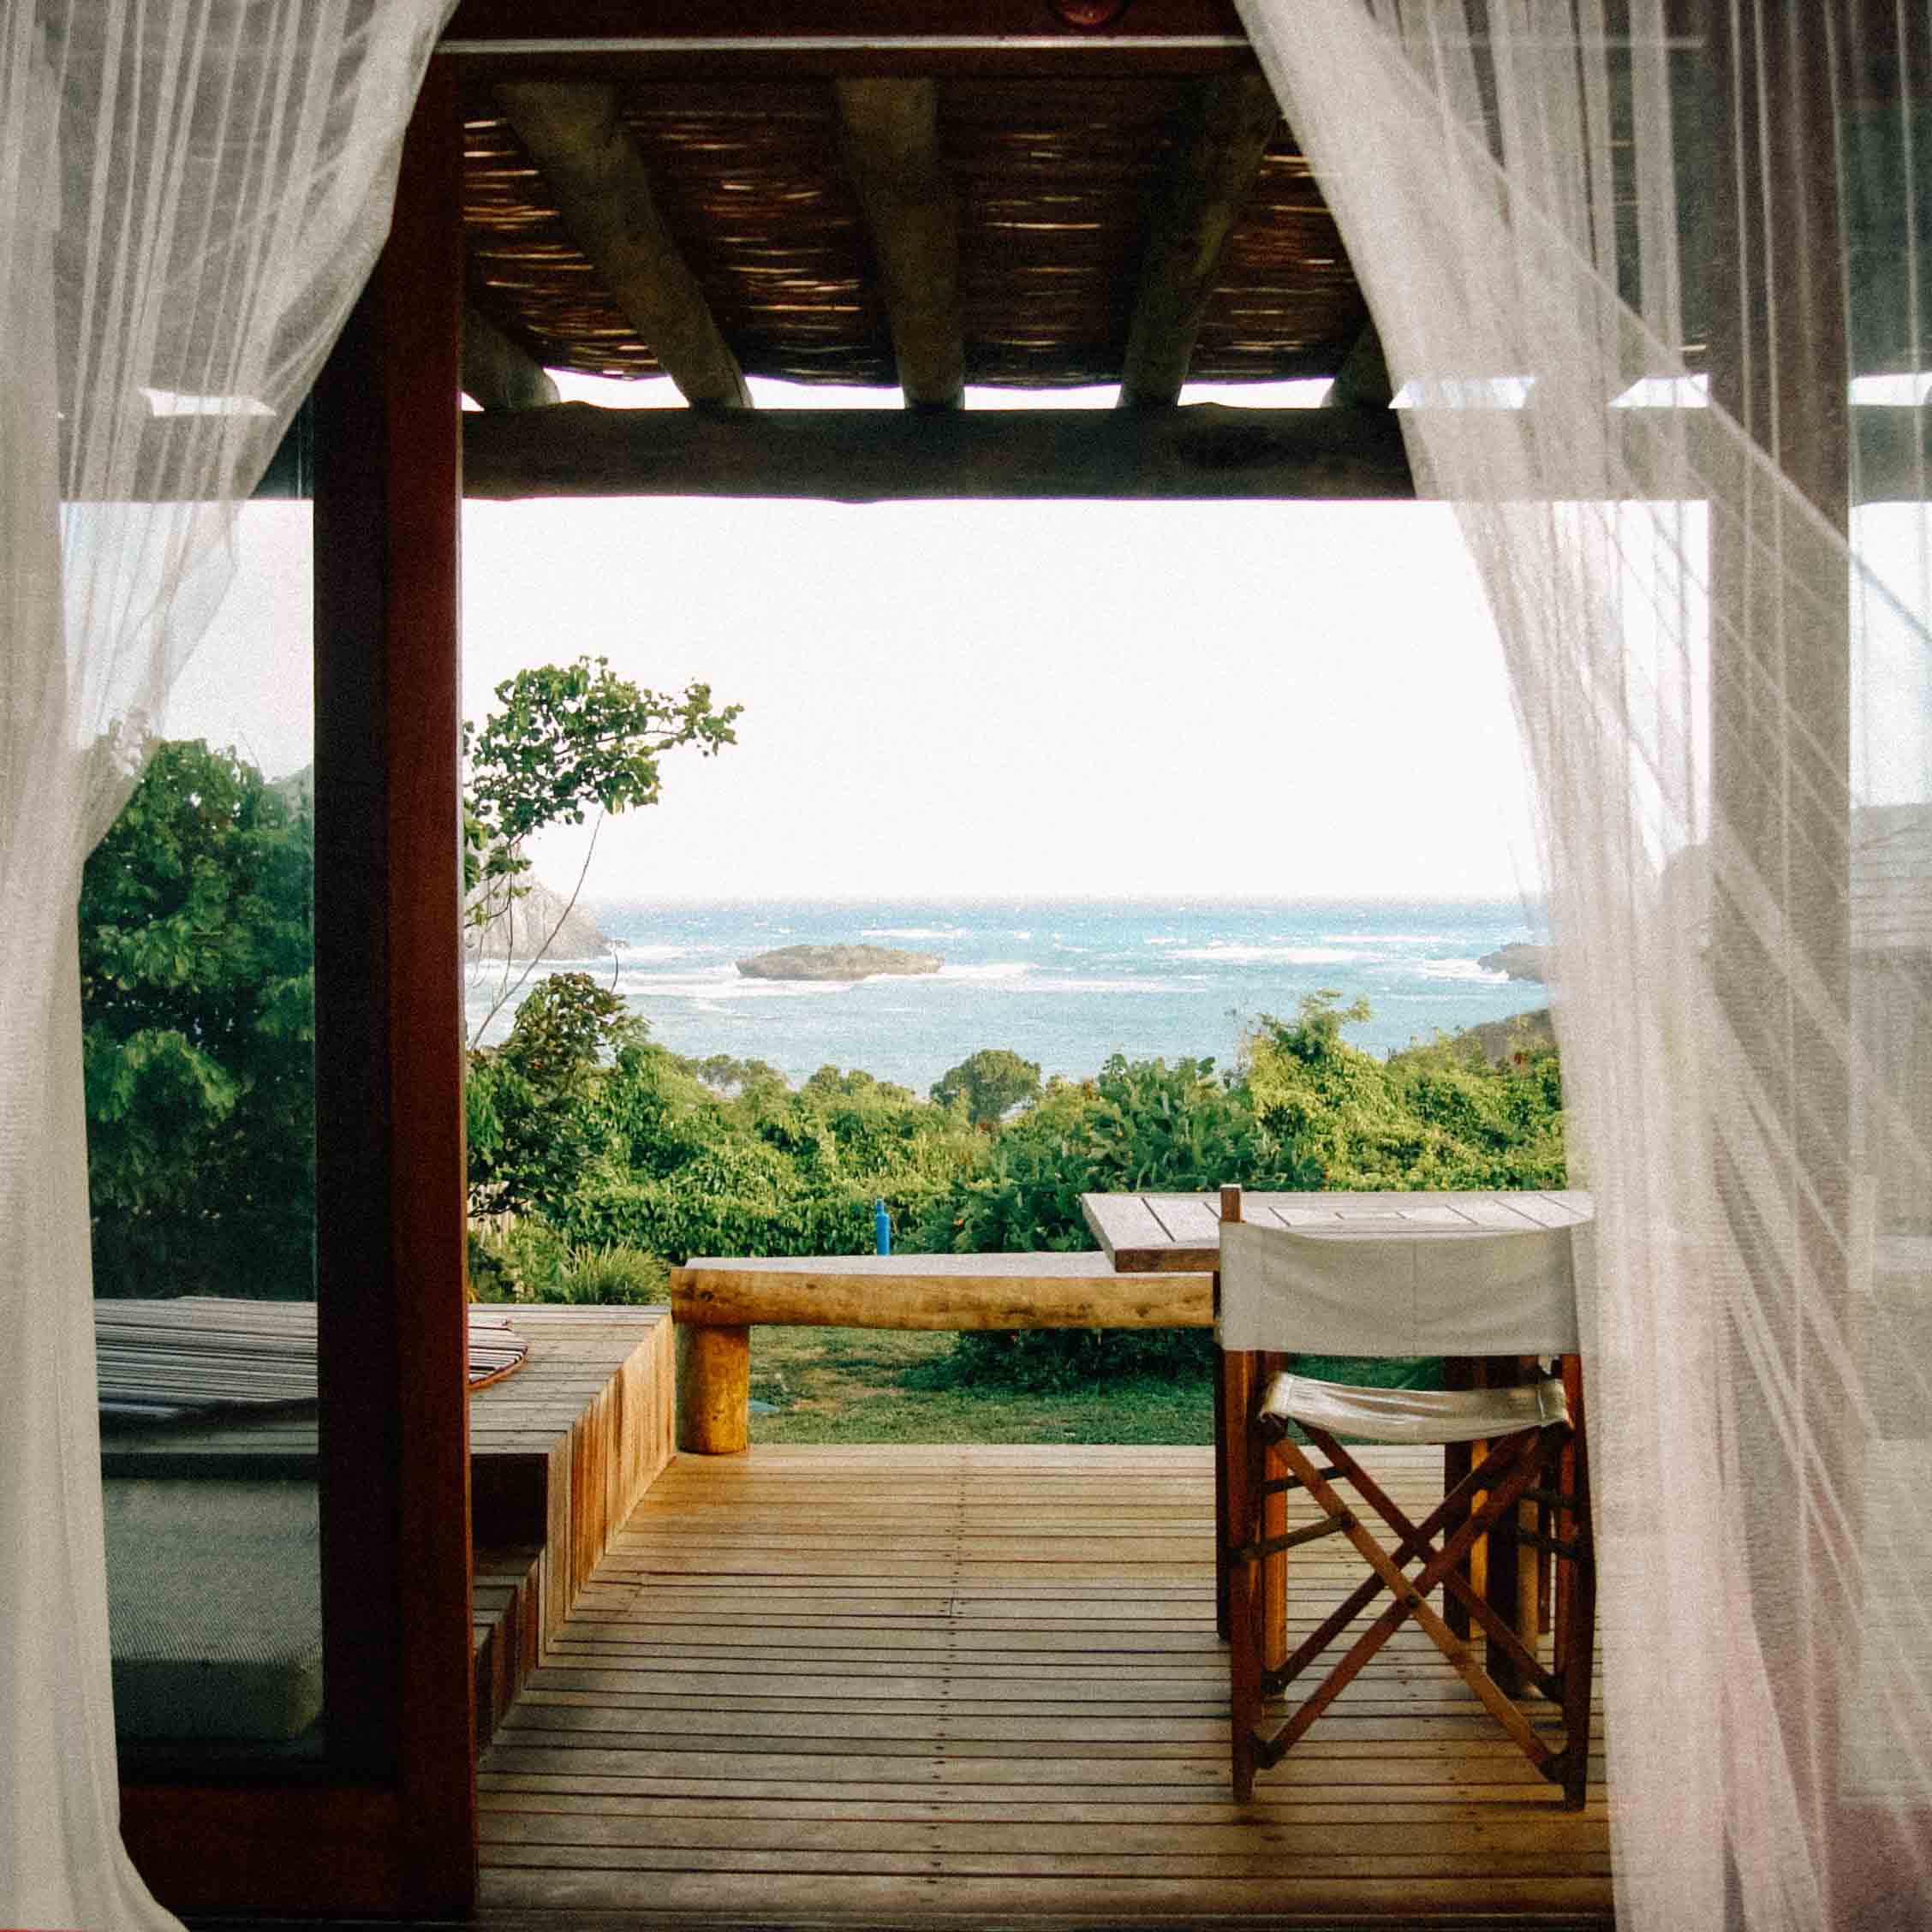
[543,1045,984,1261]
[468,1221,668,1304]
[1243,991,1566,1190]
[85,659,737,1299]
[911,1053,1318,1385]
[931,1046,1043,1126]
[914,1053,1312,1256]
[463,657,739,927]
[467,971,647,1219]
[80,740,314,1298]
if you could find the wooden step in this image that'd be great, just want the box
[474,1544,544,1749]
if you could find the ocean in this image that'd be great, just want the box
[467,898,1548,1094]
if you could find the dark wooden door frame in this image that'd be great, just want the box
[120,61,477,1921]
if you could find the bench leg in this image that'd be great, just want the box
[677,1323,750,1453]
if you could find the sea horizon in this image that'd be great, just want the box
[468,895,1549,1094]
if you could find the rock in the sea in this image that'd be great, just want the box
[737,943,942,982]
[467,876,612,964]
[1477,942,1549,983]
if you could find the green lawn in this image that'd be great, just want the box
[745,1326,1213,1446]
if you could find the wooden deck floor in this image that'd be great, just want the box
[476,1445,1613,1927]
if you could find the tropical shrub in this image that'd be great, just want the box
[80,740,314,1298]
[931,1047,1042,1127]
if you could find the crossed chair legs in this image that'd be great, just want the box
[1222,1357,1595,1809]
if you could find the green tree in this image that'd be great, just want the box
[932,1047,1042,1127]
[465,659,738,993]
[1243,991,1565,1190]
[912,1052,1316,1386]
[80,740,314,1297]
[467,971,647,1219]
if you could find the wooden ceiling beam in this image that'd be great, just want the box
[462,401,1414,501]
[834,78,963,412]
[462,301,560,410]
[494,80,749,409]
[442,0,1255,78]
[1118,72,1282,408]
[455,401,1932,505]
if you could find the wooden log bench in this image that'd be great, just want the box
[669,1252,1213,1453]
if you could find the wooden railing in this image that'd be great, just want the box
[667,1251,1214,1452]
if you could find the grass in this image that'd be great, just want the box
[746,1326,1213,1446]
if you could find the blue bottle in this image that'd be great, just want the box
[874,1198,891,1256]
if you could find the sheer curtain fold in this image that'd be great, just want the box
[1238,3,1932,1926]
[0,5,448,1926]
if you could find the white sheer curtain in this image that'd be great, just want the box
[1238,2,1932,1926]
[0,5,447,1926]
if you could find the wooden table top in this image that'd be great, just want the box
[1080,1190,1593,1273]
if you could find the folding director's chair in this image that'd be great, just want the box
[1216,1188,1595,1807]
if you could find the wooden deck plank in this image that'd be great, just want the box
[475,1445,1610,1924]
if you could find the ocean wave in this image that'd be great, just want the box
[1321,931,1452,945]
[1171,944,1369,966]
[935,970,1208,997]
[862,925,965,941]
[1414,957,1510,983]
[613,942,691,962]
[620,967,856,1000]
[938,961,1032,981]
[1034,975,1208,996]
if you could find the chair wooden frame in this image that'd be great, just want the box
[1214,1193,1595,1810]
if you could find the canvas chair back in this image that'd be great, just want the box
[1216,1219,1581,1358]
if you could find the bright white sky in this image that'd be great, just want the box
[163,374,1545,901]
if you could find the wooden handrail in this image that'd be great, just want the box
[667,1251,1213,1452]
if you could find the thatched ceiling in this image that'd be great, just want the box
[455,63,1368,400]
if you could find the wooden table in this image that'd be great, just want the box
[1081,1189,1594,1684]
[1081,1187,1593,1273]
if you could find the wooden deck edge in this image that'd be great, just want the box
[541,1312,676,1651]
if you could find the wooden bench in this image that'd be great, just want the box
[101,1305,673,1745]
[669,1252,1213,1452]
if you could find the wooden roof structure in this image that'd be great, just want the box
[421,3,1932,510]
[433,0,1422,507]
[448,1,1367,409]
[459,72,1361,399]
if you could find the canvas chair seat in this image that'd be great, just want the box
[1255,1369,1570,1444]
[1214,1189,1595,1810]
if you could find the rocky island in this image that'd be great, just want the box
[1477,942,1549,983]
[737,943,943,982]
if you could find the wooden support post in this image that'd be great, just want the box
[495,81,749,409]
[1118,72,1280,408]
[132,56,476,1923]
[677,1323,750,1454]
[1705,0,1853,1875]
[834,77,963,410]
[341,59,476,1917]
